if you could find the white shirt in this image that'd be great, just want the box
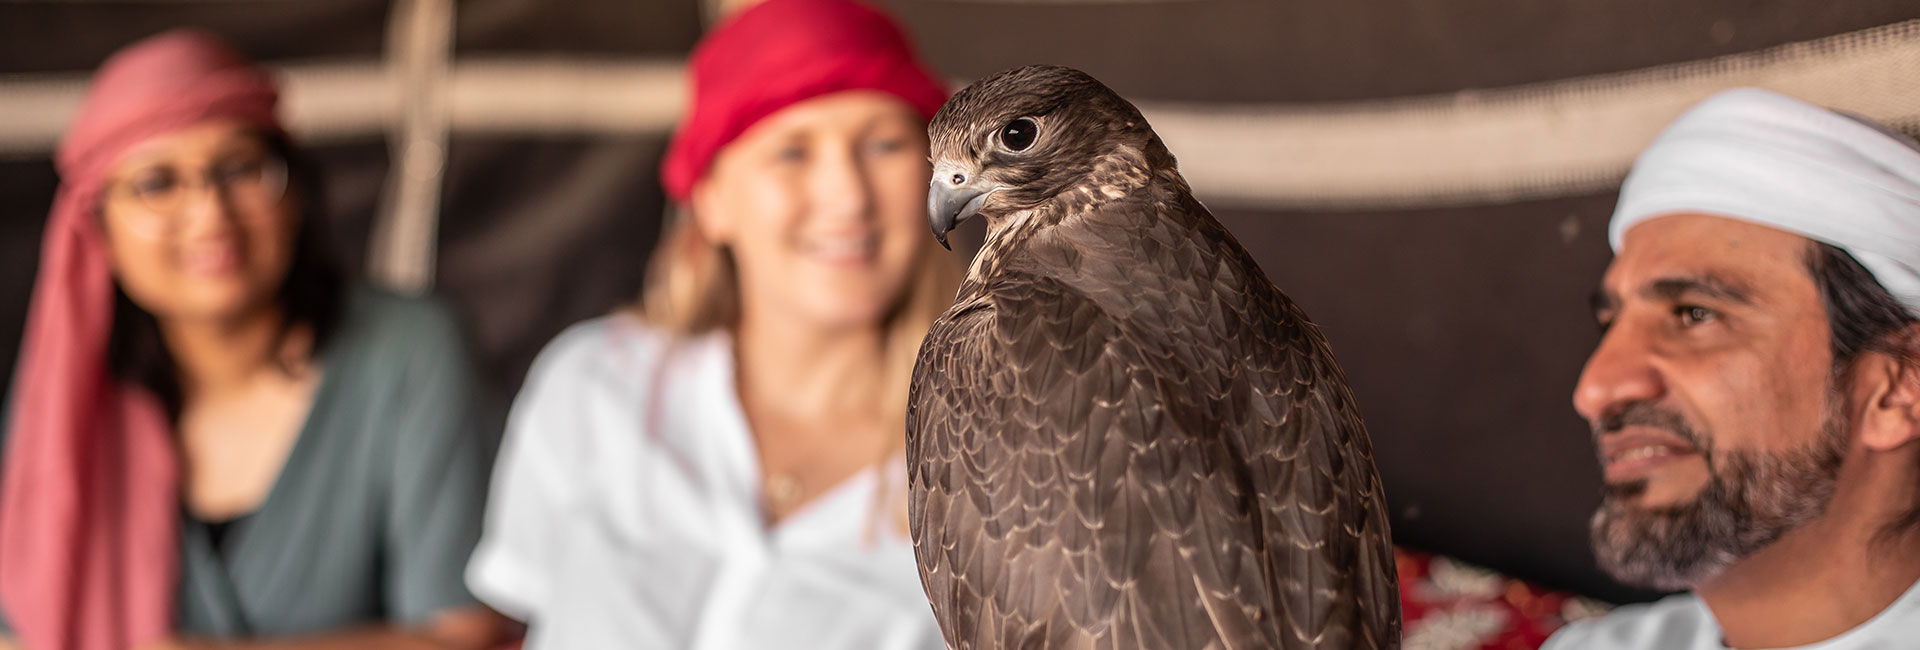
[466,316,944,650]
[1543,578,1920,650]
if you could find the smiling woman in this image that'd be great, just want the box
[0,30,506,650]
[99,124,333,422]
[462,0,960,647]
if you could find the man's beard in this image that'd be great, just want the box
[1589,399,1849,591]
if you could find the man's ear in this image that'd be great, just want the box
[1859,326,1920,451]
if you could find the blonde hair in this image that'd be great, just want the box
[636,203,961,532]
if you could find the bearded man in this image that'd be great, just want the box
[1547,88,1920,649]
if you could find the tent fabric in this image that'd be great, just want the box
[6,0,1920,604]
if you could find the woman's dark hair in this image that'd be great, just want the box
[103,130,345,421]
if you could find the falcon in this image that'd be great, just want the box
[907,65,1402,650]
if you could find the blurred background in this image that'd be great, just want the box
[5,0,1920,609]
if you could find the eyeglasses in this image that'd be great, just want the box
[104,154,289,218]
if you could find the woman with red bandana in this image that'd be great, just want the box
[464,0,959,646]
[0,31,505,649]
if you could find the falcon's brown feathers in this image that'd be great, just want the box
[908,65,1401,649]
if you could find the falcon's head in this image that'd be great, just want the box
[926,65,1165,249]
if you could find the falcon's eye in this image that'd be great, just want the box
[999,118,1038,152]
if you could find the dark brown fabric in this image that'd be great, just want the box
[433,135,668,421]
[307,139,395,283]
[1216,193,1659,604]
[0,1,388,74]
[454,0,701,56]
[882,0,1920,102]
[0,158,55,396]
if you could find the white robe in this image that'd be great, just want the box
[466,316,944,650]
[1544,578,1920,650]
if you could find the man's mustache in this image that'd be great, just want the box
[1592,401,1706,450]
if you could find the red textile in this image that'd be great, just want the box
[1396,548,1609,650]
[0,29,280,650]
[660,0,950,202]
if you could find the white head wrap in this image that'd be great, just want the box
[1610,87,1920,315]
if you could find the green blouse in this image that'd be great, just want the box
[2,287,492,638]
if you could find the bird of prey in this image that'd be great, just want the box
[907,65,1401,650]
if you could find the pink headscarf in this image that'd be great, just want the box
[0,29,280,649]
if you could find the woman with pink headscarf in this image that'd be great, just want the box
[0,30,506,649]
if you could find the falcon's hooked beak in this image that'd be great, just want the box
[928,166,991,251]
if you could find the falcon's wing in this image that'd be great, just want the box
[1180,199,1403,650]
[1227,281,1402,650]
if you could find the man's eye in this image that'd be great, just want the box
[774,145,806,163]
[1676,305,1716,327]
